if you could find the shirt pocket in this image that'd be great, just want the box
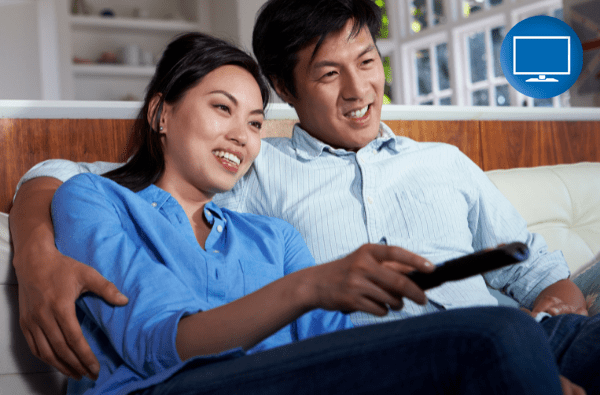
[239,259,283,296]
[395,185,471,241]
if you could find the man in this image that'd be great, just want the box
[10,0,597,393]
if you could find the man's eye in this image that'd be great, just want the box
[362,59,374,66]
[322,71,337,78]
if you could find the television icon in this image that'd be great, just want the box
[513,36,571,82]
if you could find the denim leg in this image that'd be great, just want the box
[541,313,600,393]
[135,307,562,395]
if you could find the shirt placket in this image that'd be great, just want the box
[204,212,227,304]
[356,147,385,245]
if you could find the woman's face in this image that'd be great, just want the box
[156,65,264,201]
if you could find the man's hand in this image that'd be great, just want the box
[306,244,434,316]
[530,295,588,317]
[525,279,588,318]
[561,375,586,395]
[10,177,128,379]
[14,246,128,380]
[15,248,128,380]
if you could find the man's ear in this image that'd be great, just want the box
[147,93,165,132]
[272,77,295,107]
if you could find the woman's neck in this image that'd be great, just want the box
[154,178,214,250]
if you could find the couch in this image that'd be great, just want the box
[1,101,599,394]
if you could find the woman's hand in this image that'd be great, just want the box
[14,247,128,380]
[304,244,435,316]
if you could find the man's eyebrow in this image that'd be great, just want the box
[210,90,264,116]
[311,44,377,69]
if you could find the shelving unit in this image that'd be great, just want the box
[66,0,205,101]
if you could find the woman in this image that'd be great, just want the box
[51,32,565,395]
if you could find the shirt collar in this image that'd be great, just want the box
[137,184,225,223]
[291,122,399,160]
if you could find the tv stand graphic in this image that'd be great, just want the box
[513,36,571,83]
[525,75,559,82]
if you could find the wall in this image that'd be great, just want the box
[0,2,42,100]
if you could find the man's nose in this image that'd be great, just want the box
[341,69,368,101]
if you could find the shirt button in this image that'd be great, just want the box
[217,225,223,233]
[205,211,212,218]
[151,202,157,208]
[372,149,377,155]
[367,197,374,205]
[213,250,220,253]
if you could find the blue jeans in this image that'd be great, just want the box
[134,307,563,395]
[541,312,600,393]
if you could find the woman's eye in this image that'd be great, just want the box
[250,121,262,130]
[215,104,230,113]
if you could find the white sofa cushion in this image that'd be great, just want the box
[486,162,600,274]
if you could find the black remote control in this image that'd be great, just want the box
[406,242,529,291]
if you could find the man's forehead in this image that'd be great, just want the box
[307,25,374,65]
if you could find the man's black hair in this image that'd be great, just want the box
[252,0,381,99]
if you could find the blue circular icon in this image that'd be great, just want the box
[500,15,583,99]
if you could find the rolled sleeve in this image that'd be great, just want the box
[15,159,122,200]
[459,156,570,309]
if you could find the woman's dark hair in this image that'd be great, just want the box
[252,0,381,99]
[104,32,270,192]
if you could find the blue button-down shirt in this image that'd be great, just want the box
[25,122,569,328]
[51,173,352,395]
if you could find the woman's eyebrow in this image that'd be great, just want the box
[210,90,264,116]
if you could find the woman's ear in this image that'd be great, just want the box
[147,93,165,132]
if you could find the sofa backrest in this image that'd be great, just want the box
[486,163,600,274]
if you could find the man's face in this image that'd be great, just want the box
[280,19,385,152]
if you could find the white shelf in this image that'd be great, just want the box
[70,15,199,33]
[72,64,156,77]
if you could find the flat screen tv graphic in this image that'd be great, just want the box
[501,16,583,99]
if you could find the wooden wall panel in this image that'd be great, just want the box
[480,121,600,171]
[384,120,482,168]
[2,118,599,213]
[0,119,133,213]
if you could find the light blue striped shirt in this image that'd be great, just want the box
[18,122,570,326]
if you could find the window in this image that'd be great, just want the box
[377,0,566,108]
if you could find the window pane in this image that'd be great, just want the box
[375,0,389,39]
[490,0,503,6]
[534,98,553,107]
[463,0,483,18]
[434,0,446,25]
[383,56,393,104]
[472,89,489,106]
[554,8,563,21]
[491,26,505,77]
[440,97,452,105]
[416,48,432,96]
[411,0,428,33]
[495,85,510,106]
[436,42,450,90]
[468,31,487,83]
